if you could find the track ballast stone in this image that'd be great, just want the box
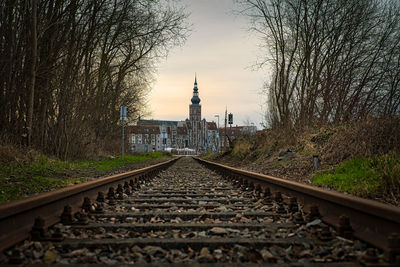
[4,157,384,265]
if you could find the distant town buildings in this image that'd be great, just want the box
[127,75,256,154]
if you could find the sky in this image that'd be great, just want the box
[147,0,266,129]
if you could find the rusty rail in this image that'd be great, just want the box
[0,157,179,252]
[195,157,400,260]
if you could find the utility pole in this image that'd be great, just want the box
[224,108,227,149]
[228,112,233,148]
[214,114,219,152]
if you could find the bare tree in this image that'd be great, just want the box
[238,0,400,128]
[0,0,189,158]
[26,0,37,146]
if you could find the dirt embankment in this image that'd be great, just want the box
[206,117,400,206]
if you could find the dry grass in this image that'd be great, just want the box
[232,140,253,158]
[322,117,400,164]
[0,145,43,164]
[0,145,20,163]
[215,117,400,166]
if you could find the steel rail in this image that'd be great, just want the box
[0,157,179,252]
[195,157,400,260]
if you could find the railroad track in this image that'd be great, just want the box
[1,156,399,265]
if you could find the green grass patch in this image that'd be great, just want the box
[0,176,88,202]
[0,152,169,202]
[73,152,167,171]
[312,154,400,196]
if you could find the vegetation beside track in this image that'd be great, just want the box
[312,154,400,197]
[204,117,400,205]
[0,151,170,203]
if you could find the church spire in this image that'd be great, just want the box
[191,73,200,105]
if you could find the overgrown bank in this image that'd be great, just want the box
[0,148,171,203]
[205,117,400,206]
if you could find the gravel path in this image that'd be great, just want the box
[3,157,384,265]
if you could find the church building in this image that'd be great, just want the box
[127,75,218,154]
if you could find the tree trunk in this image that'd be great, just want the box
[27,0,37,146]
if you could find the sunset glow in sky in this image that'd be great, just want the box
[148,0,266,128]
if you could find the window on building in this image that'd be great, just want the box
[131,134,135,144]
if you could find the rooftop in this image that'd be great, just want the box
[138,120,178,127]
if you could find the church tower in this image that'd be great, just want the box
[189,74,201,121]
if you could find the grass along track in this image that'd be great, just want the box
[0,152,170,203]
